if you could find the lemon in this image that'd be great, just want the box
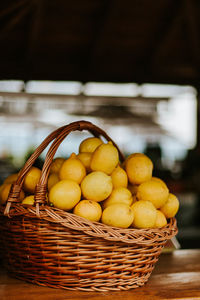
[111,165,128,188]
[59,153,86,184]
[102,187,133,209]
[154,210,167,228]
[152,176,168,189]
[22,195,35,205]
[125,153,153,185]
[81,171,113,202]
[73,200,102,222]
[0,183,25,204]
[4,173,18,184]
[47,173,59,190]
[136,179,169,209]
[23,166,42,194]
[77,152,92,172]
[79,137,103,153]
[49,157,65,174]
[101,203,134,228]
[1,183,11,204]
[131,200,157,229]
[90,141,119,175]
[160,193,179,218]
[49,179,81,211]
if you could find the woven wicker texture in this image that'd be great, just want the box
[0,120,178,291]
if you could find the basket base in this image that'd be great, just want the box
[7,270,150,291]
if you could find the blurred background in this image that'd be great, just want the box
[0,0,200,248]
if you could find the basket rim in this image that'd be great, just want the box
[0,203,178,245]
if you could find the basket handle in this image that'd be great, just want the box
[4,124,72,215]
[34,120,124,215]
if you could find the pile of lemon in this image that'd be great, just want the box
[0,137,179,229]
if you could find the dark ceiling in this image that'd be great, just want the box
[0,0,200,86]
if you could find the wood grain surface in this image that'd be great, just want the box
[0,249,200,300]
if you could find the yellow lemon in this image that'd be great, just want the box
[125,153,153,185]
[154,210,167,228]
[81,171,113,202]
[4,173,18,184]
[131,200,157,229]
[47,173,59,190]
[49,179,81,211]
[23,166,42,194]
[0,183,25,204]
[77,152,92,172]
[102,187,133,209]
[22,195,35,205]
[152,176,168,189]
[90,141,119,175]
[160,193,179,218]
[111,165,128,188]
[101,203,134,228]
[49,157,65,174]
[59,153,86,184]
[79,137,103,153]
[136,179,169,209]
[73,200,102,222]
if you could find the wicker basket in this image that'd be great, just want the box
[0,120,178,292]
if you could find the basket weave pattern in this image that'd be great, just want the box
[0,121,178,291]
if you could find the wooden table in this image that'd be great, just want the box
[0,249,200,300]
